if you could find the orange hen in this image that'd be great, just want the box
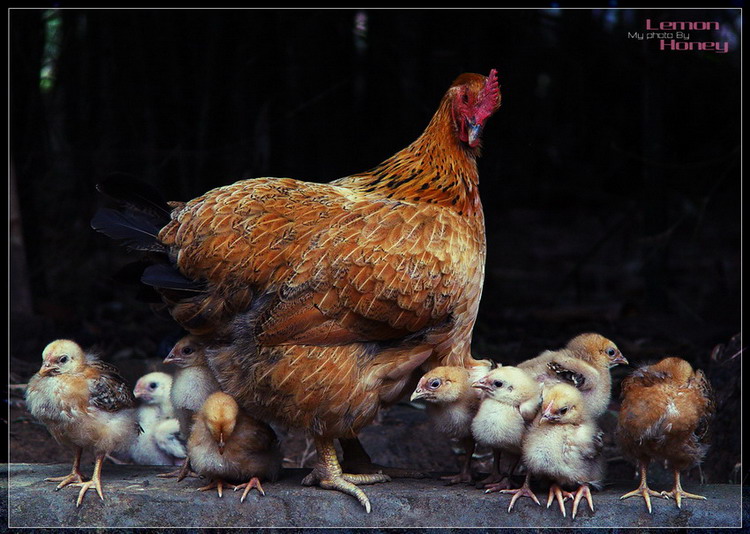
[617,356,714,513]
[92,69,501,511]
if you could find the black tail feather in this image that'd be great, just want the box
[95,175,171,220]
[91,207,166,252]
[142,264,205,292]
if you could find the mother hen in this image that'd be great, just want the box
[93,69,501,511]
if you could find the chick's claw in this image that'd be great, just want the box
[499,475,540,512]
[546,483,574,518]
[571,484,595,519]
[234,476,266,502]
[46,472,87,490]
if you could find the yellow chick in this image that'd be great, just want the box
[188,392,282,502]
[411,365,483,484]
[520,383,604,519]
[471,366,541,492]
[25,339,139,506]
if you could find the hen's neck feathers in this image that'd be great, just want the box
[339,95,482,218]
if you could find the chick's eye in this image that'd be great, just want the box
[59,355,68,364]
[149,382,158,389]
[606,348,616,356]
[559,407,568,415]
[182,347,194,355]
[493,380,503,388]
[429,379,442,389]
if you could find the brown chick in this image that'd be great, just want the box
[471,366,541,492]
[410,365,484,484]
[159,335,220,479]
[617,356,714,513]
[188,391,282,502]
[518,333,627,420]
[517,383,604,519]
[25,339,139,506]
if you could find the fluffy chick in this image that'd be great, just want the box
[25,339,139,506]
[471,366,541,492]
[617,357,714,512]
[519,333,627,420]
[131,372,185,466]
[520,383,604,519]
[410,365,484,484]
[160,335,220,479]
[188,391,282,502]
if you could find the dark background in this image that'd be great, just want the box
[9,8,741,485]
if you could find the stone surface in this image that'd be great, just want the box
[3,463,743,528]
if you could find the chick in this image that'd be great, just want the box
[25,339,139,506]
[471,366,541,492]
[617,357,714,512]
[188,391,282,502]
[519,333,627,420]
[131,372,186,466]
[410,365,483,484]
[520,383,604,518]
[160,335,220,479]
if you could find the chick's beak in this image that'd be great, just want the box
[39,363,58,377]
[218,432,225,455]
[540,402,558,423]
[410,387,426,402]
[472,379,492,392]
[163,351,179,365]
[610,352,629,367]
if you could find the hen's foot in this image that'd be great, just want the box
[233,477,266,502]
[342,461,426,479]
[571,484,594,519]
[546,483,575,518]
[304,437,390,513]
[620,484,664,513]
[499,477,540,512]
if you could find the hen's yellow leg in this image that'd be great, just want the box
[661,469,707,509]
[340,437,426,479]
[620,462,664,513]
[45,448,86,490]
[301,436,390,513]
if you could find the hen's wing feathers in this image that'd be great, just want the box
[87,359,136,412]
[158,179,473,345]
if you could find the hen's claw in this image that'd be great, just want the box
[661,470,707,509]
[620,462,668,513]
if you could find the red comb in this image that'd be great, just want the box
[482,68,500,106]
[474,68,500,123]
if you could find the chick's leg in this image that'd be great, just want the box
[198,478,231,498]
[71,453,105,507]
[157,456,200,481]
[440,436,475,485]
[301,436,390,513]
[619,461,663,513]
[45,448,87,490]
[234,476,265,503]
[340,437,425,479]
[484,453,520,493]
[571,484,594,519]
[660,468,707,509]
[499,472,541,512]
[546,483,575,518]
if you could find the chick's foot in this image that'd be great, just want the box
[571,484,595,519]
[234,476,266,502]
[546,483,575,518]
[499,474,540,512]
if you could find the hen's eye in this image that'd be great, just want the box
[429,379,442,389]
[59,355,68,364]
[149,382,158,389]
[182,347,194,355]
[493,380,503,388]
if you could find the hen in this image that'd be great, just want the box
[617,356,714,512]
[518,333,627,420]
[92,69,501,511]
[25,339,139,506]
[188,391,282,502]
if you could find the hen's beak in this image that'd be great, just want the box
[467,121,483,147]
